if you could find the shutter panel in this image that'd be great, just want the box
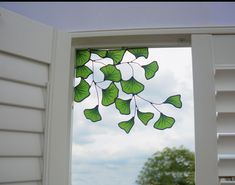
[0,7,71,185]
[191,35,219,185]
[213,35,235,184]
[192,34,235,185]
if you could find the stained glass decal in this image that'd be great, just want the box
[74,48,182,133]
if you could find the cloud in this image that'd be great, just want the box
[71,48,194,185]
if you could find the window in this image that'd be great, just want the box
[72,47,195,185]
[69,33,221,185]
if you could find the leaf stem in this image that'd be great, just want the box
[94,82,100,106]
[95,80,105,84]
[131,61,143,68]
[136,94,152,104]
[95,83,103,90]
[136,95,161,113]
[92,60,106,66]
[136,95,162,105]
[120,58,139,64]
[152,102,163,105]
[92,62,100,105]
[133,95,138,117]
[92,62,95,81]
[128,62,135,77]
[151,104,161,113]
[91,58,105,62]
[120,61,143,69]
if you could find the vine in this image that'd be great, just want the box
[74,48,182,134]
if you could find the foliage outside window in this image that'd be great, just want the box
[136,146,195,185]
[74,48,182,133]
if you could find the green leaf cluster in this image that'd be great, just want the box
[74,48,182,134]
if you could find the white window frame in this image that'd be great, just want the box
[63,28,234,185]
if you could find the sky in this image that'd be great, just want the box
[72,48,194,185]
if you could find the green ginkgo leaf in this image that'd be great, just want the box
[142,61,159,80]
[163,95,182,108]
[84,105,102,122]
[128,48,149,59]
[91,49,107,58]
[137,110,154,125]
[76,66,93,79]
[115,98,132,115]
[154,113,175,130]
[76,50,91,67]
[102,83,119,106]
[106,49,126,65]
[121,77,144,94]
[118,117,135,134]
[74,79,90,102]
[100,64,122,82]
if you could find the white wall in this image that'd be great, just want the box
[0,2,235,32]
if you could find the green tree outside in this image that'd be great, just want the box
[136,146,195,185]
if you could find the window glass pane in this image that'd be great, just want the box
[72,47,194,185]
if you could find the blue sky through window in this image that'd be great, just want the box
[72,48,194,185]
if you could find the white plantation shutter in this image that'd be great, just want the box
[0,7,72,185]
[213,35,235,184]
[192,34,235,185]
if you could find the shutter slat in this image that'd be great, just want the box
[218,159,235,177]
[216,91,235,113]
[217,113,235,133]
[0,105,44,133]
[0,80,46,109]
[215,69,235,91]
[0,158,42,183]
[218,136,235,155]
[0,131,42,156]
[0,52,48,87]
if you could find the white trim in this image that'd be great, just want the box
[43,30,72,185]
[72,34,190,49]
[71,27,235,50]
[70,29,231,185]
[191,35,218,185]
[70,26,235,38]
